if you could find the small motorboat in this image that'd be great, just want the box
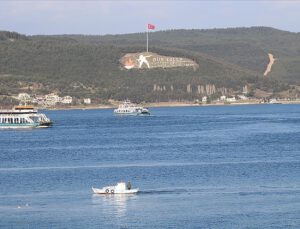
[92,182,139,194]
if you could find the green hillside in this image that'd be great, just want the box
[0,27,299,103]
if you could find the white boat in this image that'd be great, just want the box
[114,100,150,115]
[0,105,52,129]
[92,182,139,194]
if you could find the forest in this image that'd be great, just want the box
[0,27,299,103]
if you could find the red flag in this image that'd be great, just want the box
[148,24,155,30]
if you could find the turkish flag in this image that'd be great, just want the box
[148,24,155,30]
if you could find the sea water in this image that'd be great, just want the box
[0,105,300,228]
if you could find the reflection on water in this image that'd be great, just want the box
[92,194,138,218]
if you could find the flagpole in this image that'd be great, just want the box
[146,25,149,53]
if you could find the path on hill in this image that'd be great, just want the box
[264,53,275,76]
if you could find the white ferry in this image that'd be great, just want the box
[114,100,150,115]
[92,182,139,194]
[0,106,52,129]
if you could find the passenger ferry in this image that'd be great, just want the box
[114,100,150,115]
[0,105,52,129]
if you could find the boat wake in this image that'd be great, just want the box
[139,188,188,195]
[138,185,300,196]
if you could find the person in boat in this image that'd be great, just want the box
[127,181,131,190]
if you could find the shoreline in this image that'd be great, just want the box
[44,100,300,111]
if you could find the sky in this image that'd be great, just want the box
[0,0,300,35]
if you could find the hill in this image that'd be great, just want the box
[0,27,299,104]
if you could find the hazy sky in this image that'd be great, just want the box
[0,0,300,35]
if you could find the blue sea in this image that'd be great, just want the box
[1,105,300,228]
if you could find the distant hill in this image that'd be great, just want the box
[0,27,299,103]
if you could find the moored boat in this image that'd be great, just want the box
[92,182,139,194]
[0,105,52,129]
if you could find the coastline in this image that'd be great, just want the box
[44,100,300,111]
[46,105,113,111]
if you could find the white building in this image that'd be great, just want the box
[83,98,91,104]
[35,95,46,105]
[60,96,73,104]
[242,85,249,94]
[238,95,248,100]
[226,97,236,102]
[220,95,226,101]
[45,93,60,105]
[202,96,207,103]
[17,93,31,101]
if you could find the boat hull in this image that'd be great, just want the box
[0,122,53,129]
[39,121,53,127]
[114,112,140,116]
[0,123,39,129]
[92,187,139,194]
[114,112,149,116]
